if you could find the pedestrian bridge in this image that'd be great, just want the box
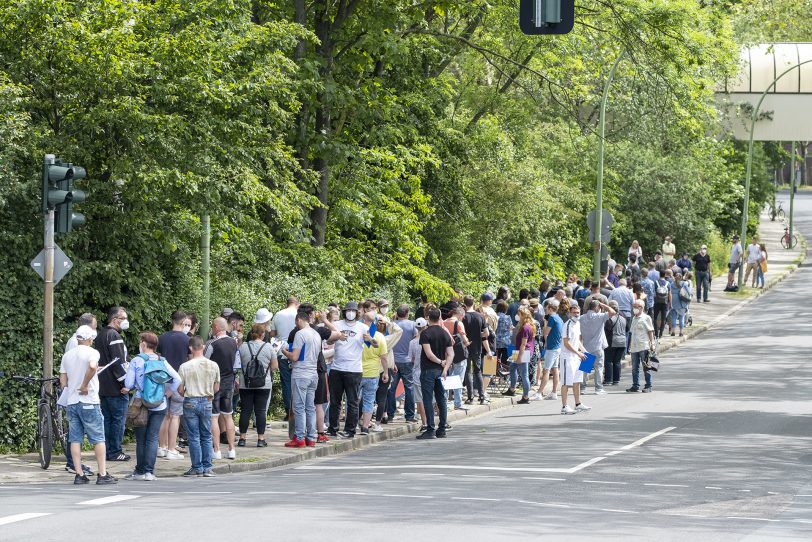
[718,43,812,141]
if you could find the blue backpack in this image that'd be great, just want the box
[139,354,172,408]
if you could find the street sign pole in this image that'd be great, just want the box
[593,50,625,284]
[789,141,796,248]
[43,154,56,391]
[201,214,211,340]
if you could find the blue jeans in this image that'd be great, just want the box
[359,377,378,415]
[509,362,531,397]
[631,351,652,389]
[451,361,467,407]
[278,356,293,416]
[420,366,448,433]
[670,310,687,330]
[67,403,105,445]
[134,408,167,475]
[100,394,129,458]
[695,270,710,301]
[292,375,318,440]
[183,397,213,473]
[387,362,415,420]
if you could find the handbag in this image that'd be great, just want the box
[678,284,691,303]
[126,397,148,428]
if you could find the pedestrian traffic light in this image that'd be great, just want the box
[42,156,87,234]
[519,0,575,35]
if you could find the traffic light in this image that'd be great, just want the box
[519,0,575,35]
[41,156,87,234]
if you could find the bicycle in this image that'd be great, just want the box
[768,201,785,221]
[4,372,68,469]
[781,226,799,249]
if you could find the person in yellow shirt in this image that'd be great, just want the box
[359,308,389,435]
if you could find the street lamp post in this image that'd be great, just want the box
[738,59,812,286]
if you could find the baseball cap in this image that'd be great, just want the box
[529,298,540,308]
[221,307,234,318]
[254,308,272,324]
[76,325,97,341]
[415,317,428,328]
[343,301,359,311]
[701,244,707,249]
[481,291,495,302]
[732,235,739,240]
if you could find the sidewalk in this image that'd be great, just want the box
[0,212,803,485]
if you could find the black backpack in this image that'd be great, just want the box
[452,321,467,363]
[243,342,270,388]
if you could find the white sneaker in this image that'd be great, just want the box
[371,423,384,433]
[226,449,236,460]
[544,393,558,401]
[575,403,592,412]
[125,472,145,481]
[144,472,157,481]
[156,447,167,458]
[531,393,543,401]
[561,405,575,415]
[595,389,607,395]
[165,450,184,460]
[212,450,222,460]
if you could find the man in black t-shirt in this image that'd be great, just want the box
[94,306,130,462]
[417,308,453,440]
[204,317,238,459]
[692,245,712,303]
[461,296,488,405]
[158,310,190,460]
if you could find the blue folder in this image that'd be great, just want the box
[579,352,597,373]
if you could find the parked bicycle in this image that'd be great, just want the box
[781,226,799,249]
[768,200,786,222]
[2,372,68,469]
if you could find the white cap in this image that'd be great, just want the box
[254,308,273,324]
[76,325,97,341]
[415,317,428,328]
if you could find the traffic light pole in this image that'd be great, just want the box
[789,141,796,248]
[43,155,56,390]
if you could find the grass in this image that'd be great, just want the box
[233,457,261,464]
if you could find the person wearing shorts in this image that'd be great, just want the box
[559,304,591,415]
[204,318,238,460]
[540,300,562,401]
[409,318,429,430]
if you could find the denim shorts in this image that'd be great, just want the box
[213,374,235,415]
[543,349,561,370]
[169,391,184,416]
[67,403,105,445]
[359,377,378,414]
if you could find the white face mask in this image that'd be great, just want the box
[380,306,389,315]
[515,314,520,322]
[634,308,643,316]
[182,325,191,334]
[345,311,357,321]
[700,249,707,255]
[119,319,130,331]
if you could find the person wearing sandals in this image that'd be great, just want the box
[237,324,277,448]
[509,307,537,404]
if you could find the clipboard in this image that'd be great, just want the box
[579,352,597,373]
[440,374,463,390]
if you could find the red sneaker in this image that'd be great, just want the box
[284,438,305,448]
[305,439,316,447]
[317,434,330,443]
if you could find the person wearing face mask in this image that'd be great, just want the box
[560,304,590,414]
[157,310,191,461]
[94,306,132,462]
[327,302,373,439]
[692,245,711,302]
[627,300,655,393]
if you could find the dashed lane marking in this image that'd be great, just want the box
[77,495,140,506]
[644,483,690,488]
[0,513,51,526]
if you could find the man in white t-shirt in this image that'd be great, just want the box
[743,236,761,288]
[65,313,97,353]
[271,296,299,420]
[726,235,743,289]
[59,326,117,485]
[326,302,372,439]
[559,305,591,415]
[283,311,323,447]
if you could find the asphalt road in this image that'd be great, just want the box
[2,193,812,541]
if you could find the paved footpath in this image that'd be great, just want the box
[0,207,804,485]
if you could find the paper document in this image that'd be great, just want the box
[440,374,464,390]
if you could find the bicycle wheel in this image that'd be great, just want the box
[781,235,790,249]
[791,235,799,249]
[54,405,69,456]
[38,402,53,469]
[777,209,786,220]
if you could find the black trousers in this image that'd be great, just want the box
[465,352,485,400]
[374,372,390,422]
[238,388,271,436]
[328,369,361,435]
[652,303,668,338]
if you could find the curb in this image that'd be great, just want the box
[211,396,517,476]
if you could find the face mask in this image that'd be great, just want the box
[182,325,191,334]
[515,314,520,322]
[380,306,389,315]
[700,249,707,255]
[119,319,130,331]
[634,309,643,316]
[229,330,238,338]
[570,315,579,322]
[345,311,357,321]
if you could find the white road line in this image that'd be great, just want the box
[738,490,752,493]
[600,508,638,514]
[567,457,606,473]
[382,494,434,499]
[619,427,677,451]
[298,465,571,473]
[460,475,501,479]
[583,480,627,485]
[452,497,500,501]
[130,491,175,494]
[606,451,623,456]
[249,491,299,495]
[0,513,51,526]
[523,477,567,481]
[644,483,690,488]
[516,500,570,508]
[184,491,232,494]
[314,491,368,496]
[78,495,140,506]
[705,486,723,490]
[725,516,780,523]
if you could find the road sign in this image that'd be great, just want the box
[587,209,613,243]
[519,0,575,35]
[31,244,73,285]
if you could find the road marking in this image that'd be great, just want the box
[452,497,500,501]
[644,483,690,488]
[299,465,571,473]
[705,486,723,490]
[523,477,567,481]
[0,513,51,526]
[382,494,433,499]
[184,491,232,494]
[583,480,627,485]
[725,516,780,523]
[78,495,140,506]
[606,451,623,456]
[738,489,752,493]
[619,427,677,451]
[568,457,606,473]
[516,500,570,508]
[130,491,175,494]
[600,508,638,514]
[460,474,501,479]
[249,491,299,495]
[315,491,368,496]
